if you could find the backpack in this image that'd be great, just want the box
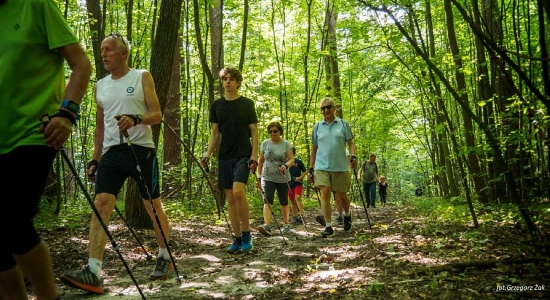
[361,161,378,174]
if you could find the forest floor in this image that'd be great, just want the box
[30,196,550,300]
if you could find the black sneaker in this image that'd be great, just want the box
[315,215,326,226]
[321,226,334,237]
[258,224,272,236]
[60,266,104,294]
[149,257,173,280]
[294,216,303,225]
[344,215,352,231]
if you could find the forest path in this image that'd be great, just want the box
[33,199,549,299]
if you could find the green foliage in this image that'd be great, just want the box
[34,197,91,230]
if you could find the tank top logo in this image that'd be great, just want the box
[126,86,134,94]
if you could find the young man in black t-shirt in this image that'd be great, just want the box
[201,67,259,253]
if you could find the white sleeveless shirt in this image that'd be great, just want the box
[96,69,155,153]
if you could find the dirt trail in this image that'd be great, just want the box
[31,203,550,299]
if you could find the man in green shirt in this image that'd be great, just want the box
[0,0,91,299]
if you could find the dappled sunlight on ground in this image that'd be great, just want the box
[32,199,549,299]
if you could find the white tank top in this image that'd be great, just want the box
[96,69,155,153]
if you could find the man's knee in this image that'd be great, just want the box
[94,193,116,211]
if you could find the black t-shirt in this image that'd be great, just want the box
[209,96,258,159]
[289,158,306,186]
[379,182,388,195]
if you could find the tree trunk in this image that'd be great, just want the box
[85,0,107,80]
[125,179,152,228]
[324,1,342,108]
[444,0,486,209]
[210,0,223,97]
[126,0,183,227]
[163,39,183,195]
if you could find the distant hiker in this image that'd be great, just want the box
[288,147,307,225]
[0,1,91,299]
[61,33,172,294]
[379,175,388,207]
[256,121,295,236]
[359,154,379,208]
[201,67,259,253]
[309,97,358,237]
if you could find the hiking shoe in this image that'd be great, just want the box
[295,216,304,225]
[149,257,173,280]
[283,225,291,234]
[60,266,104,294]
[321,226,334,237]
[258,224,272,236]
[241,231,253,251]
[337,215,344,226]
[344,215,352,231]
[315,215,326,226]
[228,236,242,253]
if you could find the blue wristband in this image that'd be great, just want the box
[60,100,81,120]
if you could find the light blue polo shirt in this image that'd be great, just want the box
[312,117,353,172]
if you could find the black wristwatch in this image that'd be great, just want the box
[60,100,81,120]
[135,114,143,124]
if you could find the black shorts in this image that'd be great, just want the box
[95,144,160,199]
[0,145,55,270]
[217,156,250,189]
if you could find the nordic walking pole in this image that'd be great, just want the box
[162,120,230,226]
[352,167,372,231]
[308,184,326,226]
[287,181,308,231]
[116,117,182,283]
[40,115,146,299]
[88,179,152,260]
[61,149,147,298]
[162,120,232,238]
[347,180,363,221]
[114,205,153,260]
[254,172,288,245]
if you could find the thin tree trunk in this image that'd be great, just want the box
[443,0,485,213]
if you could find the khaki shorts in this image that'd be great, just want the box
[314,170,350,193]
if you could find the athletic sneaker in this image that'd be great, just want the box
[228,236,242,253]
[149,257,173,280]
[321,226,334,237]
[283,225,291,234]
[60,266,104,294]
[344,215,352,231]
[241,231,253,251]
[258,224,272,236]
[315,215,326,226]
[337,215,344,226]
[294,216,303,225]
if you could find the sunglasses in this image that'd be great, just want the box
[269,130,279,134]
[320,104,333,111]
[108,32,128,49]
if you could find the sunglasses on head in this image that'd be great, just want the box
[320,104,333,111]
[108,32,128,49]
